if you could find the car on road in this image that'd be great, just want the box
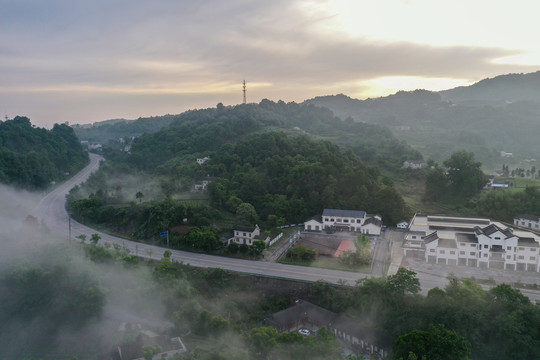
[298,328,310,336]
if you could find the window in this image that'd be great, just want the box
[439,250,445,254]
[484,244,488,249]
[450,251,455,255]
[330,218,334,222]
[470,252,476,256]
[357,219,361,223]
[412,236,417,239]
[507,255,511,259]
[518,256,524,260]
[470,244,476,248]
[243,232,246,236]
[324,218,329,222]
[530,256,536,261]
[460,243,465,247]
[531,249,537,253]
[494,237,501,240]
[460,251,465,255]
[343,219,349,223]
[507,246,512,250]
[429,249,435,253]
[336,218,342,222]
[483,253,488,258]
[519,247,524,251]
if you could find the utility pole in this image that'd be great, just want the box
[68,216,71,242]
[242,80,246,104]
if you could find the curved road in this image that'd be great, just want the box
[33,154,540,301]
[33,153,369,285]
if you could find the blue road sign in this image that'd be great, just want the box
[160,231,168,238]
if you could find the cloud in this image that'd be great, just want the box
[0,0,537,125]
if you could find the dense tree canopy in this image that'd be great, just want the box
[205,132,409,224]
[474,185,540,222]
[0,116,89,189]
[425,151,487,201]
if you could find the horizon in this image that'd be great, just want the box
[2,0,540,127]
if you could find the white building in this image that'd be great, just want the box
[196,156,210,165]
[397,221,409,229]
[402,160,427,169]
[514,215,540,230]
[304,209,382,235]
[405,214,540,272]
[304,215,323,232]
[193,179,210,192]
[228,225,269,245]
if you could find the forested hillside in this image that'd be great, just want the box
[0,116,89,189]
[305,71,540,168]
[68,102,413,244]
[207,132,407,224]
[121,100,421,172]
[73,115,174,144]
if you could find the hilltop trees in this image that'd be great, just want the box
[207,132,410,224]
[425,151,487,201]
[0,116,89,189]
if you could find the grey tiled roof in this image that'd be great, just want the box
[423,231,439,244]
[323,209,366,218]
[516,214,540,222]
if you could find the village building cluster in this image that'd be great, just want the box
[403,214,540,272]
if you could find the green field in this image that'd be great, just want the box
[495,176,540,192]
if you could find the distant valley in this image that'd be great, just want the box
[305,71,540,170]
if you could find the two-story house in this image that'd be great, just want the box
[304,209,382,235]
[228,225,261,246]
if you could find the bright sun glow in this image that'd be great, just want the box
[355,76,472,99]
[320,0,540,65]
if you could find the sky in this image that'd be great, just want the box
[2,0,540,127]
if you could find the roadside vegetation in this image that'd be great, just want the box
[0,116,89,189]
[6,232,537,360]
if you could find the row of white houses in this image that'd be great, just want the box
[303,209,382,235]
[514,214,540,230]
[403,214,540,272]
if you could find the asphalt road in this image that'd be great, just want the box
[33,153,371,286]
[33,154,540,301]
[371,233,390,277]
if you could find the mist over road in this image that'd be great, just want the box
[33,153,540,301]
[33,153,370,285]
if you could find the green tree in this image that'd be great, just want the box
[249,326,279,357]
[90,233,101,245]
[392,324,470,360]
[386,267,421,296]
[424,166,448,201]
[142,345,162,360]
[236,202,258,224]
[135,191,144,203]
[249,240,266,257]
[443,151,486,198]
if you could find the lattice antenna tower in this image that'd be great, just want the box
[242,80,246,104]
